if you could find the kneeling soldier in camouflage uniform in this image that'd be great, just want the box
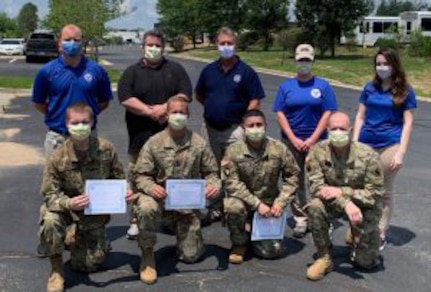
[40,103,133,292]
[306,112,384,280]
[222,110,299,264]
[131,95,221,284]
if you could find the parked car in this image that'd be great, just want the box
[25,31,58,63]
[0,38,25,55]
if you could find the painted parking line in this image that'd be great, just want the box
[9,58,17,63]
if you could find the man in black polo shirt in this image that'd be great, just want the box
[118,29,192,239]
[195,27,266,221]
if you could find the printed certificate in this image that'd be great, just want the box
[84,179,127,215]
[165,179,206,210]
[251,211,287,241]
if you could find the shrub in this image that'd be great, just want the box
[171,36,185,52]
[408,30,431,57]
[375,38,399,51]
[237,31,259,51]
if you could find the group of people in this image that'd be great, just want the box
[31,24,416,291]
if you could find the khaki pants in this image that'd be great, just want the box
[200,122,244,164]
[375,144,401,237]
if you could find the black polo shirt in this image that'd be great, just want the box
[118,58,192,153]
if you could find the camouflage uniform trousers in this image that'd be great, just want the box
[307,198,380,268]
[224,197,286,259]
[283,138,308,228]
[134,194,204,263]
[40,210,109,272]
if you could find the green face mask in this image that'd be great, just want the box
[144,45,162,63]
[168,113,188,130]
[68,123,91,141]
[328,129,350,148]
[245,126,265,142]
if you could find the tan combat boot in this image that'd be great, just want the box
[306,247,333,281]
[345,226,353,245]
[140,248,157,284]
[229,245,247,264]
[46,255,64,292]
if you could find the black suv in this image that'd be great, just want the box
[25,31,58,63]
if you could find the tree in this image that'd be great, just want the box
[157,0,204,48]
[17,3,38,38]
[43,0,123,60]
[198,0,247,42]
[0,13,18,38]
[296,0,373,57]
[376,0,415,16]
[244,0,289,51]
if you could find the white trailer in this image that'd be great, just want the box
[341,11,431,47]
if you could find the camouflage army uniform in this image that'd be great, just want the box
[306,140,384,268]
[40,136,125,272]
[132,129,220,263]
[222,138,299,259]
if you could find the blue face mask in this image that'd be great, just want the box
[62,41,82,57]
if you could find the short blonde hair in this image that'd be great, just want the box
[66,102,93,122]
[167,94,190,113]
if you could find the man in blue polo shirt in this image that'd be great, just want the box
[195,27,265,221]
[33,24,113,159]
[32,24,113,257]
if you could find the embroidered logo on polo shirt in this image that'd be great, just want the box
[84,73,93,83]
[311,88,322,99]
[233,74,242,83]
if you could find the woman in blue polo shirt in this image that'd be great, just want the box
[273,44,338,238]
[353,48,416,251]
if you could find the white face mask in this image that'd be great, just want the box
[296,61,313,75]
[68,123,91,141]
[328,129,350,148]
[376,65,392,80]
[168,113,188,130]
[218,45,235,59]
[144,45,162,63]
[245,126,265,142]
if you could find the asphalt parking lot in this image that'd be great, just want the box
[0,46,430,291]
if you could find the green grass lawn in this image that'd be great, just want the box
[0,66,121,89]
[178,46,431,98]
[0,76,34,89]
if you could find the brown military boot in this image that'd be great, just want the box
[229,245,247,264]
[345,226,353,245]
[140,248,157,284]
[307,247,333,281]
[46,255,64,292]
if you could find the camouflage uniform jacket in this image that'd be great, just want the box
[133,129,221,195]
[306,140,384,210]
[222,138,299,210]
[41,136,125,217]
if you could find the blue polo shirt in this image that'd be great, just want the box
[32,56,113,134]
[273,76,337,140]
[195,57,265,129]
[359,82,416,148]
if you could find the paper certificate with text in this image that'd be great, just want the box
[84,179,127,215]
[251,211,287,241]
[165,179,206,210]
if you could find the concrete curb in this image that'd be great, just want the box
[169,52,429,102]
